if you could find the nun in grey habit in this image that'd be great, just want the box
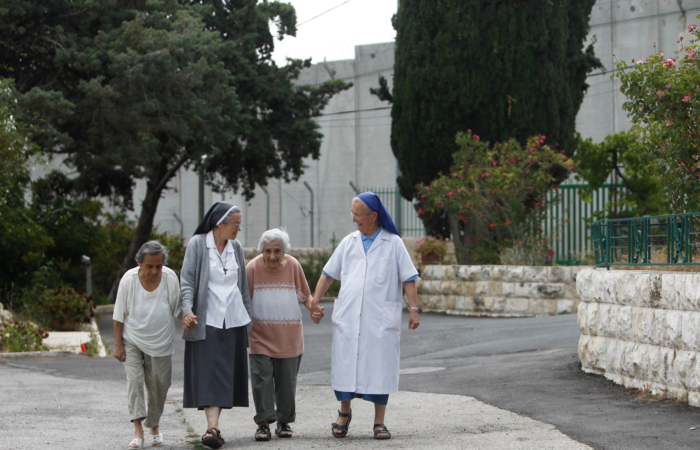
[180,202,252,449]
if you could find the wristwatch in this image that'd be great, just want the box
[409,307,419,311]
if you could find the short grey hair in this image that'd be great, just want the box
[257,228,291,253]
[352,197,372,214]
[219,206,242,225]
[135,240,168,264]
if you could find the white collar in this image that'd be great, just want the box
[206,230,233,252]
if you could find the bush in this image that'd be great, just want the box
[417,132,572,265]
[0,321,49,353]
[302,234,340,298]
[614,17,700,211]
[39,285,94,330]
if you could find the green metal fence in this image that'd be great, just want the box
[544,183,628,265]
[591,212,700,268]
[363,187,427,238]
[364,183,633,260]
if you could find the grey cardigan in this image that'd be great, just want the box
[180,234,252,341]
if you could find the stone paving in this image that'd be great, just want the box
[0,363,591,450]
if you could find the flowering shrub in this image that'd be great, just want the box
[0,321,49,353]
[614,17,700,210]
[39,285,94,330]
[417,131,572,265]
[414,236,448,263]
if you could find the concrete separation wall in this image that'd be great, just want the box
[577,269,700,406]
[417,265,588,317]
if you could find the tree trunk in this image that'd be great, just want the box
[448,212,477,265]
[108,183,164,303]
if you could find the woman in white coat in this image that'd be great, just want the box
[311,192,420,440]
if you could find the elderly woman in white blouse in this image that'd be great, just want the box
[180,202,252,449]
[113,241,182,449]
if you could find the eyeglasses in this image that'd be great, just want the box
[228,222,242,229]
[350,211,372,220]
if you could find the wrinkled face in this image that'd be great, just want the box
[262,240,285,270]
[220,212,243,240]
[351,200,378,235]
[138,253,163,280]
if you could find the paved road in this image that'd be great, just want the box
[4,307,700,449]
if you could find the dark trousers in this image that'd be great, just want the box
[249,353,302,424]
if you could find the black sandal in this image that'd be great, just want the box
[373,424,391,440]
[331,409,352,438]
[275,422,293,438]
[255,424,271,442]
[201,427,225,449]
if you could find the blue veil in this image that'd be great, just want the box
[357,192,400,236]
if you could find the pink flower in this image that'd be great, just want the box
[658,90,665,98]
[457,189,461,194]
[683,94,691,102]
[437,202,443,208]
[417,208,424,215]
[636,60,643,64]
[638,106,644,111]
[447,191,453,197]
[666,84,672,88]
[474,135,480,141]
[680,35,684,41]
[663,58,675,68]
[467,129,472,132]
[525,169,530,174]
[689,24,697,34]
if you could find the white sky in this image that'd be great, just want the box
[269,0,398,67]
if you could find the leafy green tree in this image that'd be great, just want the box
[381,0,601,207]
[1,0,351,300]
[0,78,53,302]
[574,132,669,219]
[614,18,700,212]
[417,131,571,264]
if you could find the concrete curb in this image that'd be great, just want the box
[0,350,79,359]
[0,315,107,360]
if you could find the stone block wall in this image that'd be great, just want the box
[416,265,587,317]
[577,269,700,406]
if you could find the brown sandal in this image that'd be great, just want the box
[201,427,225,449]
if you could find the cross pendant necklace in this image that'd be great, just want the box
[217,249,228,275]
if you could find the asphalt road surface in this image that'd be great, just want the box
[5,307,700,449]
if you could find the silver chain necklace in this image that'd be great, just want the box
[217,248,229,275]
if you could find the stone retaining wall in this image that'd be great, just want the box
[577,269,700,406]
[416,265,587,317]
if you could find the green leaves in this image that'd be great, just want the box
[574,131,668,218]
[390,0,602,211]
[613,17,700,211]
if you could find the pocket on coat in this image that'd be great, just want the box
[331,297,345,326]
[382,301,402,331]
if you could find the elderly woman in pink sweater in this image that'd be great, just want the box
[245,228,324,441]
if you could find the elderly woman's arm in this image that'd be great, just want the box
[404,280,420,330]
[308,274,335,323]
[180,239,199,332]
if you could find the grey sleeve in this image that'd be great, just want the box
[180,238,199,317]
[235,241,253,332]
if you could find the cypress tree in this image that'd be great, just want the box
[389,0,601,201]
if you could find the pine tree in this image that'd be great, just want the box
[389,0,601,201]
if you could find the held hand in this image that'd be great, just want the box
[408,310,420,330]
[182,313,198,333]
[310,305,325,324]
[113,344,126,363]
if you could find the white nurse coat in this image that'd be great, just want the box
[323,228,418,394]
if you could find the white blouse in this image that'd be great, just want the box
[113,266,181,357]
[205,231,251,329]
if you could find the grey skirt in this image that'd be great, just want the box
[184,325,249,409]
